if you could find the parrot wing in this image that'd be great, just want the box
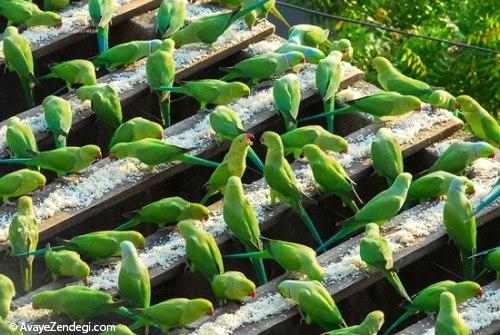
[360,237,393,270]
[186,82,222,104]
[384,75,430,95]
[236,55,280,79]
[206,235,224,275]
[355,190,404,223]
[281,127,319,149]
[38,150,79,172]
[0,173,24,196]
[481,117,500,145]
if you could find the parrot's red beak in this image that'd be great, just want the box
[488,152,496,158]
[245,133,255,145]
[341,148,348,154]
[39,185,45,191]
[301,57,306,64]
[415,105,422,112]
[430,105,436,111]
[32,304,38,310]
[207,308,215,316]
[467,187,476,195]
[476,288,484,298]
[202,215,209,221]
[95,153,103,161]
[453,101,460,109]
[108,154,115,161]
[248,290,257,298]
[157,134,163,140]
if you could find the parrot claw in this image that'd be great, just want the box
[2,200,16,207]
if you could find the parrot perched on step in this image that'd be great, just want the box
[278,280,346,331]
[288,24,331,53]
[109,138,219,170]
[8,196,38,293]
[328,39,353,62]
[428,90,457,111]
[444,177,477,280]
[44,0,70,11]
[0,0,62,27]
[275,42,325,64]
[325,310,384,335]
[0,274,15,320]
[302,144,361,214]
[0,145,102,177]
[273,73,301,131]
[146,39,176,126]
[281,125,348,158]
[426,141,496,176]
[435,292,469,335]
[99,324,136,335]
[0,169,46,203]
[31,285,121,323]
[93,39,162,70]
[201,133,254,203]
[261,131,323,247]
[407,172,475,204]
[220,51,306,86]
[38,59,97,89]
[115,196,209,231]
[360,223,411,301]
[157,0,186,38]
[211,271,256,304]
[383,280,483,335]
[242,0,290,29]
[42,95,72,148]
[109,117,164,149]
[471,247,500,279]
[89,0,115,53]
[3,26,36,108]
[118,241,151,309]
[45,247,90,282]
[76,84,123,132]
[315,50,343,132]
[455,95,500,147]
[6,117,38,160]
[171,0,271,47]
[178,220,224,281]
[320,173,412,250]
[370,128,404,186]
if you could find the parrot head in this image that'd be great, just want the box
[149,39,164,54]
[214,271,257,299]
[120,231,146,250]
[160,39,175,52]
[332,39,352,52]
[80,145,102,162]
[33,12,63,28]
[372,56,393,72]
[232,133,254,150]
[402,95,423,112]
[363,310,385,329]
[364,223,380,236]
[119,241,138,259]
[3,26,19,39]
[177,220,198,239]
[439,291,457,308]
[17,196,34,214]
[285,51,307,67]
[450,281,484,301]
[75,259,91,282]
[454,95,477,112]
[182,203,210,222]
[229,81,251,97]
[7,116,22,128]
[260,131,283,150]
[327,50,344,63]
[459,177,476,195]
[32,290,56,310]
[393,172,413,187]
[473,142,496,159]
[302,47,325,64]
[302,144,323,162]
[25,170,47,191]
[278,280,300,299]
[109,142,130,160]
[189,298,214,317]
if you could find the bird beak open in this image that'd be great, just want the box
[248,290,257,298]
[476,288,484,298]
[207,308,215,316]
[341,148,348,154]
[415,105,422,112]
[453,101,460,109]
[488,152,496,158]
[245,133,255,145]
[95,153,103,161]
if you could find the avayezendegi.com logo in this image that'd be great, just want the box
[9,321,116,334]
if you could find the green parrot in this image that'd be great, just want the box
[146,39,175,126]
[100,324,136,335]
[93,39,162,70]
[38,59,97,89]
[118,241,151,309]
[8,196,38,293]
[157,79,250,110]
[89,0,115,53]
[31,285,121,323]
[325,310,384,335]
[407,172,475,204]
[455,95,500,147]
[0,169,46,203]
[171,0,272,47]
[320,173,412,250]
[157,0,186,38]
[435,292,469,335]
[470,246,500,279]
[0,318,23,335]
[372,56,434,101]
[220,51,306,85]
[45,247,90,283]
[278,280,346,330]
[76,84,123,132]
[288,24,331,53]
[315,50,343,132]
[360,223,411,301]
[242,0,290,29]
[0,274,15,320]
[261,131,323,247]
[275,42,325,64]
[0,145,102,177]
[3,26,36,108]
[6,117,38,159]
[328,39,353,62]
[273,73,301,132]
[302,144,361,214]
[108,138,219,170]
[370,128,404,186]
[472,178,499,216]
[108,117,164,149]
[42,95,72,148]
[178,220,224,281]
[383,280,483,335]
[44,0,70,11]
[115,196,209,231]
[444,177,477,279]
[211,271,256,304]
[428,90,457,111]
[201,133,254,204]
[281,125,348,158]
[426,141,496,175]
[0,0,62,27]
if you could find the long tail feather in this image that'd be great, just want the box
[223,250,271,259]
[219,71,241,82]
[269,6,290,27]
[20,262,32,293]
[232,0,273,23]
[158,93,171,127]
[324,100,335,133]
[21,80,35,108]
[37,72,56,81]
[0,158,31,165]
[383,269,411,302]
[181,154,221,168]
[156,86,185,94]
[461,249,475,280]
[294,202,324,250]
[383,309,417,335]
[316,222,363,253]
[16,245,65,257]
[472,184,499,216]
[247,147,264,173]
[115,217,142,231]
[97,26,109,53]
[250,257,268,285]
[298,106,351,124]
[470,245,500,258]
[201,190,215,205]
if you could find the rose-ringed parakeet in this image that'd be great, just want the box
[370,128,404,186]
[302,144,361,214]
[115,196,209,231]
[211,271,256,304]
[407,172,475,205]
[220,51,306,86]
[42,95,72,148]
[273,73,301,132]
[157,0,186,38]
[45,246,90,283]
[6,117,38,160]
[280,125,348,158]
[275,42,325,64]
[8,196,38,292]
[470,246,500,280]
[0,0,62,27]
[288,24,331,53]
[118,241,151,310]
[201,133,254,204]
[0,274,15,320]
[3,26,36,108]
[108,117,164,149]
[0,169,46,203]
[278,280,346,331]
[428,90,457,112]
[108,138,219,170]
[93,39,162,70]
[89,0,115,53]
[326,310,384,335]
[38,59,97,89]
[44,0,70,11]
[320,173,412,251]
[328,39,353,62]
[360,223,411,301]
[241,0,290,30]
[435,292,469,335]
[260,131,323,248]
[76,84,123,132]
[146,39,175,127]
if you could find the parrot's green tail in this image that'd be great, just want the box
[298,106,351,124]
[219,70,241,82]
[201,190,215,205]
[21,80,35,108]
[180,154,221,168]
[158,93,171,127]
[382,309,417,335]
[341,196,360,214]
[247,147,264,173]
[269,6,291,27]
[232,0,273,24]
[294,202,324,251]
[461,249,476,280]
[316,221,363,253]
[223,250,271,259]
[97,26,109,53]
[472,184,499,216]
[250,257,268,285]
[0,158,31,165]
[156,86,185,94]
[324,100,335,133]
[383,269,411,302]
[115,217,142,231]
[37,72,57,82]
[55,135,67,149]
[473,267,490,281]
[20,262,33,293]
[16,245,65,257]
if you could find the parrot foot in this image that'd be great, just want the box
[286,271,306,280]
[157,226,176,235]
[2,200,15,207]
[298,309,306,325]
